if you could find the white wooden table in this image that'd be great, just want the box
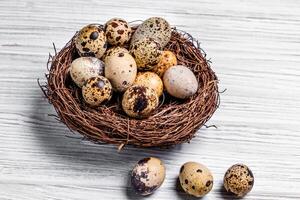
[1,0,300,199]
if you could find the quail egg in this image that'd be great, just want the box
[102,46,129,63]
[122,85,159,118]
[105,52,137,92]
[223,164,254,197]
[129,37,162,70]
[131,17,172,48]
[70,57,105,87]
[105,18,132,46]
[179,162,213,197]
[152,50,177,77]
[131,157,166,196]
[134,72,163,97]
[82,76,112,106]
[163,65,198,99]
[75,24,107,58]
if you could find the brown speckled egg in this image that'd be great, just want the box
[105,52,137,92]
[105,18,132,46]
[163,65,198,99]
[70,57,105,87]
[131,157,166,196]
[122,86,159,118]
[179,162,213,197]
[152,51,177,77]
[75,24,107,59]
[134,72,163,97]
[102,46,129,63]
[224,164,254,197]
[131,17,172,48]
[129,37,162,70]
[82,76,112,107]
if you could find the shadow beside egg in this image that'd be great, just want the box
[218,186,241,199]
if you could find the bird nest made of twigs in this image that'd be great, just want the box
[39,25,219,149]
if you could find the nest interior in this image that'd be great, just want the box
[39,27,219,148]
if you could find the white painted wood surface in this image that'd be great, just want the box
[1,0,300,199]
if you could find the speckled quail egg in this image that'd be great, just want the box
[163,65,198,99]
[224,164,254,197]
[131,157,166,196]
[134,72,163,97]
[129,37,162,70]
[75,24,107,58]
[122,85,159,118]
[82,76,112,106]
[179,162,213,197]
[105,18,132,46]
[131,17,172,48]
[152,50,177,77]
[70,57,105,87]
[105,52,137,92]
[102,46,129,63]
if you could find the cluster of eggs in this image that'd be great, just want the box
[69,17,199,118]
[131,157,254,198]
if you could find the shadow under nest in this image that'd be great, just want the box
[39,27,219,149]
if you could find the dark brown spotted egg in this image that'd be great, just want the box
[105,18,132,46]
[82,76,112,107]
[75,24,107,59]
[179,162,213,197]
[224,164,254,197]
[122,85,159,118]
[131,17,172,48]
[70,57,105,87]
[131,157,166,196]
[129,37,162,70]
[105,52,137,92]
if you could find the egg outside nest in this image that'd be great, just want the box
[223,164,254,197]
[131,157,166,196]
[179,162,214,197]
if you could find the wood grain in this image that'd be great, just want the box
[0,0,300,199]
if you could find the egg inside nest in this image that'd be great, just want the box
[82,76,113,107]
[122,86,159,118]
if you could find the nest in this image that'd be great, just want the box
[39,26,219,148]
